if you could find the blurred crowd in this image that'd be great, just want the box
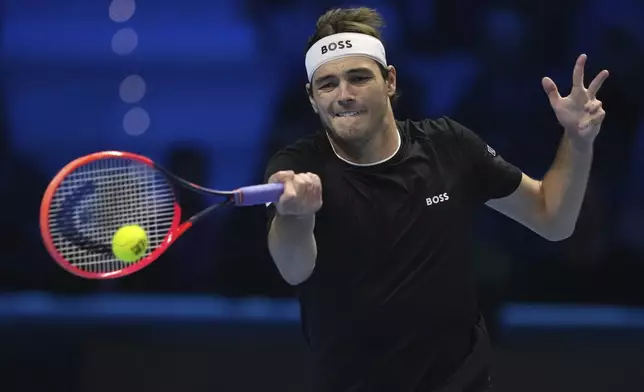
[1,0,643,307]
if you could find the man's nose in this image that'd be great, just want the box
[337,81,356,106]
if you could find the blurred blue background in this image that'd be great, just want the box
[1,0,644,391]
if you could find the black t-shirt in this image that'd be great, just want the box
[263,117,522,392]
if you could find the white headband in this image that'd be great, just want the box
[305,32,387,82]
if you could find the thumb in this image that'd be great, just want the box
[268,170,294,184]
[542,77,561,107]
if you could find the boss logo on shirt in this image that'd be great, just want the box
[426,192,450,206]
[321,40,353,54]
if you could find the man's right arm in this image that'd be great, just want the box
[268,213,317,285]
[264,159,323,285]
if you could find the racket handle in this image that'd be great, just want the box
[234,183,285,206]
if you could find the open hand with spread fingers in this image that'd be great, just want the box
[542,54,609,148]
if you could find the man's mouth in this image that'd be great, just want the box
[335,110,363,117]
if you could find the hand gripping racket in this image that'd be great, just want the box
[39,151,284,279]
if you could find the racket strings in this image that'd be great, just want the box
[47,158,176,274]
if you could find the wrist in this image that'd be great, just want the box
[276,209,315,218]
[273,212,316,237]
[563,131,594,155]
[275,211,316,224]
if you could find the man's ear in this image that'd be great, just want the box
[306,83,318,114]
[386,65,397,98]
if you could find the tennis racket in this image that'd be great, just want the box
[39,151,284,279]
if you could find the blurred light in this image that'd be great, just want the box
[109,0,136,23]
[0,292,301,324]
[119,74,146,103]
[111,28,138,55]
[123,107,150,135]
[500,303,644,329]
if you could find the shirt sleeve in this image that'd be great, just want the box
[445,117,523,203]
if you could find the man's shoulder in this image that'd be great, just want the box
[264,133,322,176]
[276,133,319,154]
[268,133,321,163]
[397,116,468,142]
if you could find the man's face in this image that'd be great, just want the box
[307,56,396,144]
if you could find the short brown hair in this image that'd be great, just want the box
[307,7,399,104]
[307,7,385,48]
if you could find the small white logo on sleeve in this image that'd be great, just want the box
[426,192,450,206]
[486,145,496,157]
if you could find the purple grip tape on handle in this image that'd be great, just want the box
[234,183,285,206]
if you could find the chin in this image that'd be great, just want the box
[330,116,370,134]
[330,124,369,142]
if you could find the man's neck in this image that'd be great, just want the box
[327,113,400,166]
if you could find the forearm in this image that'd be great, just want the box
[541,133,593,239]
[268,213,317,285]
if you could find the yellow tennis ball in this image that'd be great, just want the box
[112,225,149,263]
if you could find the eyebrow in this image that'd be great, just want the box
[313,67,375,86]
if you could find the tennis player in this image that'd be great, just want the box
[264,7,608,392]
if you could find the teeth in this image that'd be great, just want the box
[337,111,359,117]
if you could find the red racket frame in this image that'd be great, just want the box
[39,151,186,279]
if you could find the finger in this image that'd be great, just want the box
[269,170,295,183]
[303,173,320,198]
[309,173,322,189]
[302,175,315,196]
[304,176,317,199]
[572,54,586,88]
[587,70,609,98]
[542,77,562,107]
[301,172,315,184]
[580,109,606,129]
[280,180,297,201]
[292,174,311,197]
[584,100,602,114]
[306,173,320,195]
[293,173,311,186]
[590,109,606,125]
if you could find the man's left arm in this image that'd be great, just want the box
[486,54,608,241]
[486,135,592,241]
